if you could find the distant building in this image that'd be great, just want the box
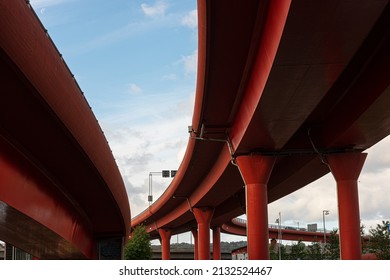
[307,224,318,232]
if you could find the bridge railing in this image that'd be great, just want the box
[231,218,333,233]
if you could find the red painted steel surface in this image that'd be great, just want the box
[328,153,367,260]
[245,181,270,260]
[193,207,214,260]
[132,0,390,253]
[191,228,199,260]
[133,0,290,237]
[0,0,130,258]
[230,0,291,151]
[158,229,172,260]
[236,155,276,260]
[212,227,221,260]
[0,140,95,259]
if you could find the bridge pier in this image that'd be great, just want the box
[158,228,172,260]
[190,227,198,260]
[236,155,276,260]
[212,226,221,260]
[327,152,367,260]
[193,207,214,260]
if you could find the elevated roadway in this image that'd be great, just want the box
[0,0,130,259]
[222,219,331,243]
[132,0,390,260]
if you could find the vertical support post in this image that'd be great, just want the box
[158,228,172,260]
[190,227,199,260]
[327,152,367,260]
[193,207,214,260]
[212,226,221,260]
[236,154,276,260]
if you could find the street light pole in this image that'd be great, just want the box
[322,210,330,249]
[275,212,282,260]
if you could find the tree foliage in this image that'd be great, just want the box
[361,224,370,254]
[124,225,152,260]
[266,221,390,260]
[367,220,390,259]
[306,241,322,260]
[324,229,340,260]
[288,240,306,260]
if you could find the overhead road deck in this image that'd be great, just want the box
[132,0,390,260]
[0,0,130,259]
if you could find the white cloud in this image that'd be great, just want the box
[128,83,142,94]
[161,73,177,81]
[100,88,194,217]
[141,1,168,18]
[361,136,390,174]
[181,50,198,75]
[181,9,197,28]
[269,174,337,229]
[174,91,195,116]
[268,135,390,233]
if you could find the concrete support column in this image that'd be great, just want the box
[190,227,198,260]
[193,207,214,260]
[236,154,276,260]
[327,152,367,260]
[212,226,221,260]
[158,228,172,260]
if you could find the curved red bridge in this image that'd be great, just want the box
[0,1,130,259]
[132,0,390,260]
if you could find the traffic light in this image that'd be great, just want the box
[170,170,177,177]
[162,170,170,178]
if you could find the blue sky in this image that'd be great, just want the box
[29,0,390,244]
[30,0,198,221]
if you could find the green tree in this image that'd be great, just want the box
[361,223,370,255]
[306,241,323,260]
[324,229,340,260]
[280,244,288,260]
[367,220,390,260]
[124,225,152,260]
[269,241,279,260]
[269,241,286,260]
[289,240,307,260]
